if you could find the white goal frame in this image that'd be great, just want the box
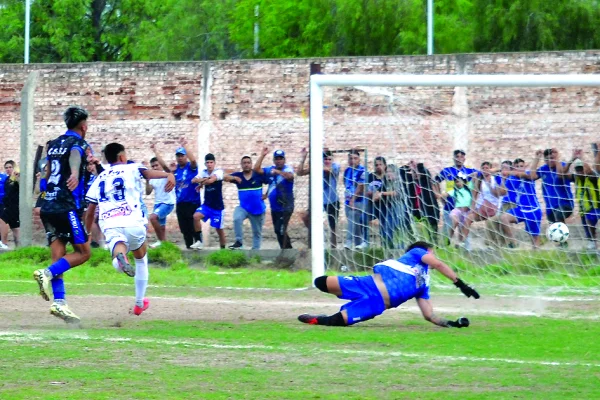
[309,74,600,281]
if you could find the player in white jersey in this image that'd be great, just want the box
[85,143,175,315]
[146,147,177,248]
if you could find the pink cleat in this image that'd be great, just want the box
[131,298,150,316]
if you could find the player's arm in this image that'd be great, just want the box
[224,174,242,184]
[296,147,309,177]
[416,298,470,328]
[145,179,153,195]
[84,203,97,234]
[203,170,224,185]
[141,169,176,192]
[66,148,83,191]
[421,253,480,299]
[150,144,171,173]
[253,147,268,175]
[181,140,197,170]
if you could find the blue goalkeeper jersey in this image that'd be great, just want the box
[373,247,430,308]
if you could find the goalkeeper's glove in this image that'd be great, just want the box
[447,317,470,328]
[454,278,480,299]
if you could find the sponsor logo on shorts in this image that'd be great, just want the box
[68,211,80,236]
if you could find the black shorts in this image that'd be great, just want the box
[41,210,88,246]
[35,194,45,209]
[546,204,574,224]
[0,207,20,229]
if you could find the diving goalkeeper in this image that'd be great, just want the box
[298,241,479,327]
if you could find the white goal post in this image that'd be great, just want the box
[309,74,600,281]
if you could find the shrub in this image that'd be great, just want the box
[206,249,249,268]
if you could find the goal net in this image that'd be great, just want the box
[309,74,600,296]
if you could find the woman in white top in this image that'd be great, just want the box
[459,162,507,250]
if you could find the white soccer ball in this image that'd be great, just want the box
[546,222,569,243]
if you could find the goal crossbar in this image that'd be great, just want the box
[309,74,600,281]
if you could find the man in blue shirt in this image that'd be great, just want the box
[500,158,543,248]
[168,143,201,249]
[535,148,575,224]
[297,148,341,249]
[343,150,367,249]
[227,156,268,250]
[434,149,478,246]
[191,153,226,249]
[254,147,294,249]
[298,241,479,327]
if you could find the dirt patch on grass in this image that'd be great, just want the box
[0,289,596,330]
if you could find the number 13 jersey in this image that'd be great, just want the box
[85,163,147,230]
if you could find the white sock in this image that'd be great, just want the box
[134,255,149,307]
[112,258,122,272]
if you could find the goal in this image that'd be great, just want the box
[309,74,600,295]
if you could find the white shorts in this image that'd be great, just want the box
[104,226,147,254]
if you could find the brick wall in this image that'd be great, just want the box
[1,51,599,247]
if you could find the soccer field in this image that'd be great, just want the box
[0,251,599,399]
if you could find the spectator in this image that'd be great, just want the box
[191,153,227,249]
[365,156,399,248]
[254,147,295,249]
[537,148,575,224]
[459,162,507,251]
[0,161,19,250]
[146,145,177,248]
[500,158,543,249]
[434,149,478,246]
[485,160,517,247]
[297,148,341,249]
[442,174,472,246]
[227,156,268,250]
[171,142,201,249]
[570,149,599,251]
[343,150,367,250]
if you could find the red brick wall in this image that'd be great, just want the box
[2,51,599,246]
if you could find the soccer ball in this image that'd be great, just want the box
[546,222,569,243]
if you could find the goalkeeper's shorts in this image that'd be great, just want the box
[337,275,386,325]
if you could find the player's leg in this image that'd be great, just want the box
[149,210,163,245]
[106,228,135,277]
[190,206,205,249]
[249,212,265,250]
[0,213,9,247]
[280,210,293,249]
[130,227,150,315]
[328,201,339,248]
[176,202,195,248]
[208,208,226,249]
[500,209,519,247]
[231,205,247,249]
[300,275,386,326]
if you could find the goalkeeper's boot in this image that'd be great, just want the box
[131,298,150,316]
[50,302,81,324]
[33,269,51,301]
[298,314,326,325]
[117,253,135,277]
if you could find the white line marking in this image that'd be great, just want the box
[0,330,598,368]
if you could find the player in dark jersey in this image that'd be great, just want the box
[298,241,479,328]
[33,106,92,324]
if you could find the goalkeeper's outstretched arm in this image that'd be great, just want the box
[421,254,480,299]
[416,298,469,328]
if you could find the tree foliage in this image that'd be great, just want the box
[0,0,599,63]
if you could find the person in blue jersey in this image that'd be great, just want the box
[298,241,479,327]
[0,161,20,250]
[485,160,517,248]
[0,162,8,245]
[536,148,575,223]
[254,147,295,249]
[434,149,478,246]
[500,158,543,248]
[191,153,227,249]
[227,156,268,250]
[168,142,201,249]
[343,149,367,250]
[297,148,341,249]
[33,106,93,324]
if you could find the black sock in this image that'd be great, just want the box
[316,312,346,326]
